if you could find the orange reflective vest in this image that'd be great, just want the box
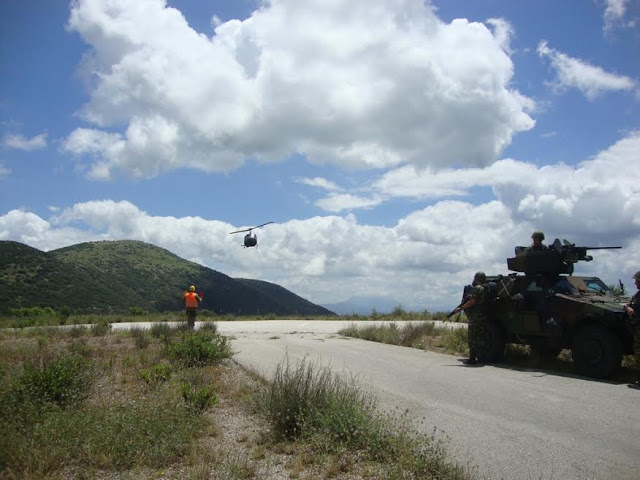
[184,292,199,308]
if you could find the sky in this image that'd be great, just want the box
[1,0,639,312]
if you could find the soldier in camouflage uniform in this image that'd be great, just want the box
[623,271,640,387]
[525,231,547,254]
[453,271,490,365]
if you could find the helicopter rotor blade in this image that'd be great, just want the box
[229,227,252,234]
[254,221,274,229]
[229,221,274,235]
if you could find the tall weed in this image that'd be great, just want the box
[180,381,218,412]
[90,319,112,336]
[257,356,379,448]
[17,352,98,407]
[442,328,468,355]
[198,320,218,333]
[167,330,233,367]
[130,327,151,349]
[139,363,173,388]
[150,322,176,344]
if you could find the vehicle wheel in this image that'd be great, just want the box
[484,320,506,363]
[572,325,622,378]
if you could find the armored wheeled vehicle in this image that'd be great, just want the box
[474,239,632,378]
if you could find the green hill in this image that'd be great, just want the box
[0,240,335,316]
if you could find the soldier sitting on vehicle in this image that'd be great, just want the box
[516,231,547,256]
[513,231,558,327]
[527,231,546,252]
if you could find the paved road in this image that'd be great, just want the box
[114,319,640,480]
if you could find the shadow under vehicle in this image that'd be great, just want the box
[477,239,632,378]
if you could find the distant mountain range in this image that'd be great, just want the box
[0,240,335,316]
[322,295,425,316]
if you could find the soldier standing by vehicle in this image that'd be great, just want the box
[452,271,490,365]
[623,271,640,387]
[183,285,202,329]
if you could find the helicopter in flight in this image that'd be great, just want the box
[229,221,274,248]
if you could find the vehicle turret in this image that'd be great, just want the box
[507,239,621,276]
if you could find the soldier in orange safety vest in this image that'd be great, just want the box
[183,285,202,329]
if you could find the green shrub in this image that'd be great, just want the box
[257,356,379,448]
[68,338,93,358]
[167,331,233,367]
[58,305,72,320]
[90,319,112,336]
[443,327,468,355]
[180,381,218,412]
[139,363,173,388]
[130,327,151,349]
[150,322,175,343]
[17,352,98,407]
[10,306,56,317]
[391,305,408,318]
[399,322,436,346]
[128,306,148,316]
[68,325,88,338]
[198,320,218,333]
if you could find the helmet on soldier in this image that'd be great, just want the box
[473,271,486,284]
[633,271,640,280]
[531,231,545,241]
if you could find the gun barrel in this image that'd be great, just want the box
[583,246,622,250]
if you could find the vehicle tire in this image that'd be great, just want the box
[484,320,506,363]
[572,325,622,378]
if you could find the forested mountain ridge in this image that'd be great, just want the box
[0,240,334,316]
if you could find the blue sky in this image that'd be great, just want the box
[1,0,639,311]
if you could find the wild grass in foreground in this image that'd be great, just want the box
[255,356,472,479]
[0,323,232,478]
[0,318,476,479]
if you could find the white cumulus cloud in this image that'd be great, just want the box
[603,0,631,34]
[0,163,10,179]
[63,0,534,179]
[295,177,341,191]
[2,133,48,151]
[537,41,635,99]
[316,193,384,212]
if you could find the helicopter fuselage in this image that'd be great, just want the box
[244,233,258,247]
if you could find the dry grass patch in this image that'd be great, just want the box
[340,321,469,356]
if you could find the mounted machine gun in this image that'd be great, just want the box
[507,239,621,276]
